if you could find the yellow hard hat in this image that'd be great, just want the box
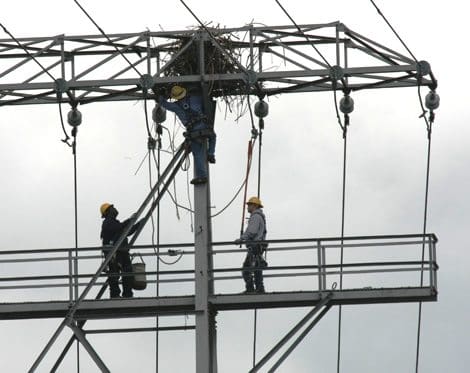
[100,203,113,217]
[246,196,263,208]
[170,85,187,100]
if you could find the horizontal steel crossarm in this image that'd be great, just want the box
[258,30,331,68]
[0,24,342,45]
[344,27,415,64]
[0,37,60,80]
[72,35,145,81]
[0,65,430,101]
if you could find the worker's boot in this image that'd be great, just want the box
[244,281,255,294]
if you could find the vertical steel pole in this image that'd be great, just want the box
[194,148,216,373]
[195,31,217,373]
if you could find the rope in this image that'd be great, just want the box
[240,95,257,236]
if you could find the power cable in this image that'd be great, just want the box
[414,97,434,373]
[369,0,418,62]
[0,22,74,144]
[72,0,143,78]
[273,0,332,68]
[368,3,436,371]
[272,2,348,369]
[0,22,56,81]
[273,0,344,130]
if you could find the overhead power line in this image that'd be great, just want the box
[72,0,143,78]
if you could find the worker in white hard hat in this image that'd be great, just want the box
[236,196,268,293]
[158,85,216,185]
[100,203,142,298]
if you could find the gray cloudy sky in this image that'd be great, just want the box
[0,0,468,372]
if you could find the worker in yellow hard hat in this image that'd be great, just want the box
[236,196,268,293]
[158,85,216,185]
[99,203,143,298]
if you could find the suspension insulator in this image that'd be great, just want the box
[425,91,440,110]
[67,108,82,127]
[152,104,167,123]
[254,100,269,118]
[339,95,354,114]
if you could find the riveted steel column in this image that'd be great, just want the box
[194,151,217,373]
[194,31,217,373]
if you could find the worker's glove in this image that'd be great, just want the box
[234,238,243,244]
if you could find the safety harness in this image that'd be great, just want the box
[176,96,215,140]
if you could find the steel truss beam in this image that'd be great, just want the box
[28,143,188,372]
[249,295,332,372]
[0,23,436,106]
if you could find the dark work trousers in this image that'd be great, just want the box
[103,249,134,298]
[242,246,266,291]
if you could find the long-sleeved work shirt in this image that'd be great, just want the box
[241,208,267,245]
[100,217,140,251]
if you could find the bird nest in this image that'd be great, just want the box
[162,29,248,98]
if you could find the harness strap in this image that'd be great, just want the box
[183,128,215,140]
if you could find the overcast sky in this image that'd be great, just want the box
[0,1,468,372]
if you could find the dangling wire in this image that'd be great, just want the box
[70,120,80,373]
[155,117,162,373]
[57,95,72,146]
[336,118,348,373]
[415,106,435,373]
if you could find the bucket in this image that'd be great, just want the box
[132,262,147,290]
